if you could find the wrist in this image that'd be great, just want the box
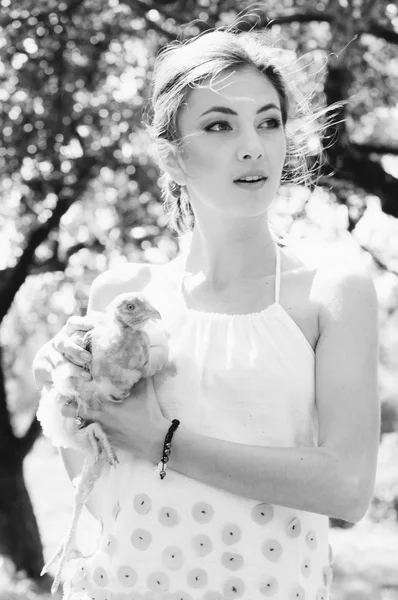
[151,417,172,464]
[153,418,181,479]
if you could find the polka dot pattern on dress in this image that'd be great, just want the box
[100,534,117,556]
[117,565,138,588]
[133,493,152,515]
[192,533,213,557]
[92,566,109,588]
[259,576,279,597]
[221,552,244,571]
[261,538,283,562]
[64,494,330,600]
[290,584,306,599]
[72,579,92,594]
[162,546,184,570]
[223,577,245,598]
[251,503,274,525]
[192,502,214,524]
[221,523,242,545]
[147,571,170,592]
[305,530,317,549]
[159,506,180,527]
[187,568,208,589]
[130,528,152,551]
[286,517,302,538]
[301,557,311,577]
[316,587,329,600]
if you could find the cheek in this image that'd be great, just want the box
[267,135,287,175]
[181,142,222,179]
[275,133,287,161]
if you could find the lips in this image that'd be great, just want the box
[235,176,267,183]
[234,171,267,183]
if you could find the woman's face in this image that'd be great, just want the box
[175,66,287,220]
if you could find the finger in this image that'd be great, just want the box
[32,353,54,388]
[52,335,92,368]
[63,316,96,336]
[60,361,92,381]
[60,402,95,423]
[60,400,99,422]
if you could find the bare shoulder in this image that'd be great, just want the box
[279,247,378,350]
[311,262,378,330]
[88,261,166,312]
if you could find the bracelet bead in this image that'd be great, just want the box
[154,419,180,479]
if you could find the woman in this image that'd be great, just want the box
[33,29,380,600]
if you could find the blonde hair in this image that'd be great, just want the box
[146,29,333,234]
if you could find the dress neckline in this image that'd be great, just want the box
[175,245,282,319]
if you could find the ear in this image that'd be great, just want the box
[159,147,188,187]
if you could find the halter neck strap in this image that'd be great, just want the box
[275,245,281,304]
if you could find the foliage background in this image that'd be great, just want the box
[1,0,398,598]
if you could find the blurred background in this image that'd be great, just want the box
[0,0,397,598]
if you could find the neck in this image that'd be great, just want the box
[184,214,277,286]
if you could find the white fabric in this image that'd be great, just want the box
[63,246,333,600]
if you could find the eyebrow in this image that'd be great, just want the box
[200,103,281,117]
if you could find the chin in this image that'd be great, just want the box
[235,193,274,212]
[193,187,274,218]
[227,204,272,220]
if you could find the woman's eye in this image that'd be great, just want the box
[205,118,281,133]
[204,121,231,132]
[260,118,282,129]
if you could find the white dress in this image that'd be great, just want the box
[63,245,333,600]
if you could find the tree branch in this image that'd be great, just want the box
[0,348,15,448]
[119,0,178,39]
[219,8,335,32]
[264,10,334,26]
[364,21,398,45]
[328,151,398,219]
[31,239,106,275]
[352,143,398,156]
[16,417,43,460]
[140,0,188,23]
[322,58,398,219]
[0,197,75,325]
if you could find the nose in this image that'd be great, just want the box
[237,129,264,161]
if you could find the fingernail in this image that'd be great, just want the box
[81,352,91,361]
[81,372,92,380]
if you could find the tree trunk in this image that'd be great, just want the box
[0,347,44,580]
[0,460,44,579]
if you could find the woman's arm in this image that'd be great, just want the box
[163,267,380,523]
[58,263,152,481]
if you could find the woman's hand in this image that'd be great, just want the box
[61,377,170,463]
[32,315,94,392]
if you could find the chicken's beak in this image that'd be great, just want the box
[148,308,162,320]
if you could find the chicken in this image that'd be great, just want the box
[37,292,170,594]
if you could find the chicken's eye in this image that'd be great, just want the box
[126,303,135,311]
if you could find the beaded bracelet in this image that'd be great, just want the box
[154,419,180,480]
